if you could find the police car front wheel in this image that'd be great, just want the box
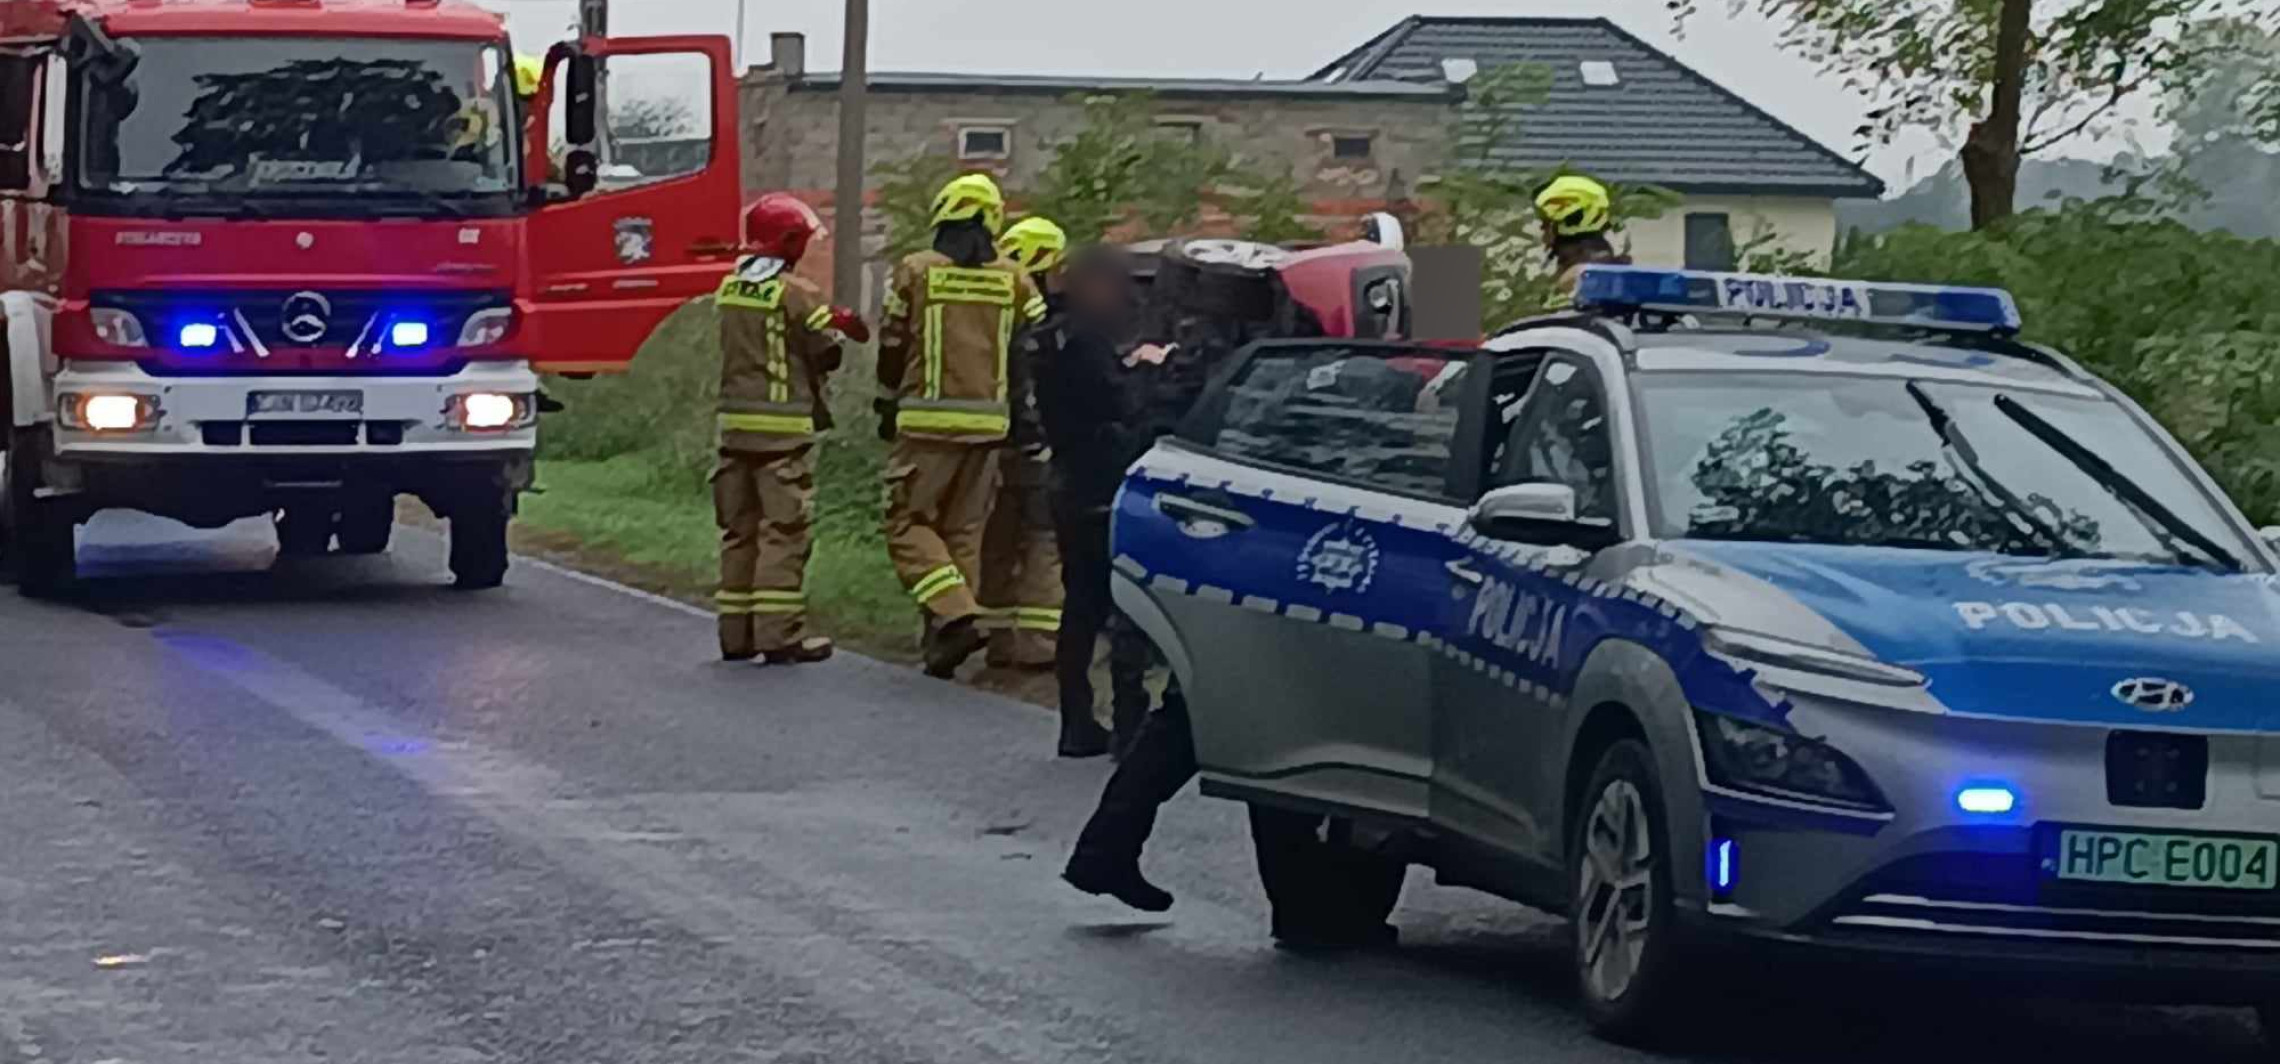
[1570,739,1687,1043]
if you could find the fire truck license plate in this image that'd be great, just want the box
[249,391,364,418]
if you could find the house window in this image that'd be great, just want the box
[957,125,1012,161]
[1685,213,1738,271]
[1579,60,1621,87]
[1330,133,1375,160]
[1155,119,1204,145]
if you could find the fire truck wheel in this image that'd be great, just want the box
[274,506,336,558]
[448,500,510,591]
[335,493,395,556]
[5,427,76,598]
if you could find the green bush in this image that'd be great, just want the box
[1836,200,2280,523]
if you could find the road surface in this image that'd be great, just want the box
[0,513,2267,1063]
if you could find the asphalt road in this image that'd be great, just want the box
[0,513,2270,1063]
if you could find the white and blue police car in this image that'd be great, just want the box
[1109,264,2280,1044]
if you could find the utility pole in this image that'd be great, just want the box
[735,0,749,72]
[831,0,870,306]
[579,0,612,168]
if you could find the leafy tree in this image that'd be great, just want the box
[1677,0,2280,229]
[1410,62,1679,323]
[609,95,696,140]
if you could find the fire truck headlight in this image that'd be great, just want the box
[63,393,157,433]
[92,309,148,348]
[457,308,514,348]
[453,392,526,431]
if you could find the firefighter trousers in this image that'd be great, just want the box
[979,457,1062,666]
[713,445,817,658]
[884,437,1000,624]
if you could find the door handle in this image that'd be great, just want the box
[1156,494,1255,534]
[689,237,739,257]
[1445,558,1486,586]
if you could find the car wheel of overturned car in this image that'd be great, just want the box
[447,497,510,590]
[1570,738,1685,1043]
[335,492,395,556]
[273,505,336,558]
[4,427,77,598]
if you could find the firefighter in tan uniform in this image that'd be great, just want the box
[1535,175,1628,309]
[714,194,868,664]
[979,217,1072,669]
[876,175,1049,678]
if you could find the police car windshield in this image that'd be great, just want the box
[1637,372,2253,566]
[78,37,519,215]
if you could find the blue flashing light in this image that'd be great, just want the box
[1574,265,2024,335]
[1956,785,2019,815]
[177,321,220,350]
[1708,838,1736,893]
[389,320,432,349]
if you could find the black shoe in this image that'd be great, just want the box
[762,637,835,666]
[1062,856,1174,913]
[1271,922,1399,953]
[923,617,986,679]
[722,650,760,663]
[1059,718,1112,759]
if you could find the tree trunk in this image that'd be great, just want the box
[1961,0,2034,230]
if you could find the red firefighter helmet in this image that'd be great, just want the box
[743,194,826,265]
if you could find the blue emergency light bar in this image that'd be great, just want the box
[1574,266,2024,335]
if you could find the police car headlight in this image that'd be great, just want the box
[1696,711,1889,812]
[1702,626,1924,687]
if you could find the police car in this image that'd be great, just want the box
[1109,265,2280,1044]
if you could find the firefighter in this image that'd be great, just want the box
[1535,175,1629,309]
[980,217,1072,671]
[713,193,868,665]
[876,175,1049,678]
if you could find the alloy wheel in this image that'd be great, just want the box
[1578,778,1656,1004]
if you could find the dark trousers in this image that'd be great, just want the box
[1070,685,1196,868]
[1053,503,1150,736]
[1249,806,1407,939]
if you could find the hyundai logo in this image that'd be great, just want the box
[280,291,332,345]
[2112,677,2194,713]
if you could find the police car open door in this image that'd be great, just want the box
[1114,340,1490,821]
[523,36,742,374]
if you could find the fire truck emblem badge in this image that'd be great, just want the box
[1296,519,1381,595]
[614,217,655,265]
[281,291,333,344]
[296,231,316,250]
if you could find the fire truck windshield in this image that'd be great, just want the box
[77,37,521,218]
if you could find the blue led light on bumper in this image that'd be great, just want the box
[177,321,220,349]
[1574,266,2024,334]
[389,320,432,349]
[1956,785,2019,815]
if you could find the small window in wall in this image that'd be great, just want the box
[1685,212,1738,271]
[958,125,1012,161]
[1579,60,1621,87]
[1330,133,1375,160]
[1155,119,1204,145]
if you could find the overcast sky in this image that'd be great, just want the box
[472,0,2199,194]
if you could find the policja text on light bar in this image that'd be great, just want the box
[1573,266,2025,335]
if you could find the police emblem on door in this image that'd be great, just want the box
[1296,519,1381,595]
[614,217,655,265]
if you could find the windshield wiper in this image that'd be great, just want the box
[1906,381,2077,556]
[330,183,471,218]
[1991,392,2243,572]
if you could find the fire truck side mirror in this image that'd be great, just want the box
[564,54,599,146]
[62,14,138,85]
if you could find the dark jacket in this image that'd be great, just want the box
[1038,317,1149,513]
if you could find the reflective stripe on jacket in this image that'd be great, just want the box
[877,251,1046,443]
[716,257,842,452]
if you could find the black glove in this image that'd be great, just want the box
[874,398,899,442]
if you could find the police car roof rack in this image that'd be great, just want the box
[1575,266,2026,339]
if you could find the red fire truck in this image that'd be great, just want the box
[0,0,741,594]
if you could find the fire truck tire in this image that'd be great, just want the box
[335,493,395,556]
[4,427,76,598]
[448,501,510,591]
[274,506,336,558]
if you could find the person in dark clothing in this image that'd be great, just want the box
[1035,246,1155,757]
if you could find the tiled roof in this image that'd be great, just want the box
[787,71,1456,101]
[1315,16,1885,197]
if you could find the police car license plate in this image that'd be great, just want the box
[2050,827,2278,891]
[248,391,363,418]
